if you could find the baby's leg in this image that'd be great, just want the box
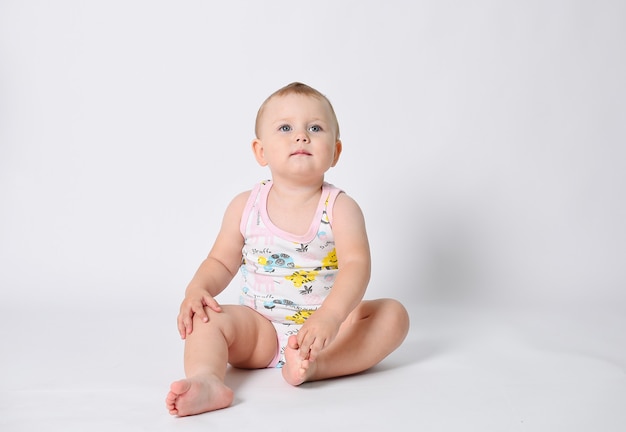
[166,305,277,416]
[282,299,409,385]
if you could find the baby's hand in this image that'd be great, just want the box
[177,289,222,339]
[296,311,341,362]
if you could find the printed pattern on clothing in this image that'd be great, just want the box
[238,180,342,367]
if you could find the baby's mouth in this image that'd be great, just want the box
[290,150,312,156]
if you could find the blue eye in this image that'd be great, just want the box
[279,125,291,132]
[309,125,322,132]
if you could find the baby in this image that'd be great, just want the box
[166,82,410,416]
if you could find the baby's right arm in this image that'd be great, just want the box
[176,191,250,339]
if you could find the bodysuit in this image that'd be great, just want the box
[239,180,342,367]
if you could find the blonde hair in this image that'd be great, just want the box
[255,82,340,139]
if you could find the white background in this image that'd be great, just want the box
[1,0,625,315]
[2,2,626,431]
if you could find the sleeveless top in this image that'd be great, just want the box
[238,180,343,325]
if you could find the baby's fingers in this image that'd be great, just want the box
[178,302,204,338]
[193,302,210,324]
[297,330,316,360]
[177,309,193,339]
[307,337,328,362]
[202,295,222,313]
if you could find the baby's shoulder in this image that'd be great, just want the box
[223,190,252,216]
[229,190,252,210]
[332,192,364,219]
[233,189,252,203]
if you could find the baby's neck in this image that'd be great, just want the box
[269,179,324,203]
[266,180,324,236]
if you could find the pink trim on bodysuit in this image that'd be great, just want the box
[240,180,342,240]
[239,179,343,368]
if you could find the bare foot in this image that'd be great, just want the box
[282,335,317,386]
[166,375,234,416]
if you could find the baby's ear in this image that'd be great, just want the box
[252,139,268,166]
[331,140,342,167]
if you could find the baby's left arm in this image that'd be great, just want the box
[296,193,371,361]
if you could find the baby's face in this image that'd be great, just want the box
[253,94,341,181]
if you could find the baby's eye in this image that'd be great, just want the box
[279,124,292,132]
[308,125,322,132]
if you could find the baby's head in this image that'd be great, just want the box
[255,82,340,140]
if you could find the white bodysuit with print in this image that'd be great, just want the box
[239,180,342,367]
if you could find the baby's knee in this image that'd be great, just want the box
[194,307,229,326]
[383,299,410,334]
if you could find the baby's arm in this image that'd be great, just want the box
[177,191,249,339]
[296,193,371,361]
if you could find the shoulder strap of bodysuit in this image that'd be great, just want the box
[239,180,269,235]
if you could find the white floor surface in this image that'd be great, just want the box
[1,302,625,431]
